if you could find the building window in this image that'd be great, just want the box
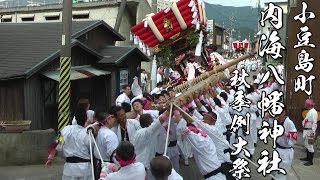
[72,11,89,19]
[44,12,60,21]
[45,16,60,21]
[21,17,34,21]
[1,18,11,22]
[21,14,35,22]
[216,35,222,45]
[73,14,89,19]
[1,15,12,22]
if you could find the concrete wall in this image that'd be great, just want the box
[0,1,151,46]
[0,2,119,24]
[0,129,56,166]
[136,0,152,23]
[116,10,133,46]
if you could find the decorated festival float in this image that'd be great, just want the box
[232,40,250,55]
[130,0,255,94]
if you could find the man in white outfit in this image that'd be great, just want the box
[71,98,95,127]
[110,106,141,142]
[175,112,227,180]
[141,70,148,92]
[99,141,146,180]
[94,112,119,179]
[185,56,203,81]
[195,111,232,164]
[115,85,131,106]
[244,85,259,156]
[46,109,95,180]
[256,69,264,82]
[273,107,297,180]
[150,156,183,180]
[300,99,318,166]
[133,111,171,180]
[156,115,180,172]
[132,98,159,121]
[210,45,228,66]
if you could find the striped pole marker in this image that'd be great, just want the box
[58,56,71,131]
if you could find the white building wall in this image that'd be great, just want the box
[0,1,152,46]
[157,0,173,12]
[2,7,119,26]
[207,19,214,32]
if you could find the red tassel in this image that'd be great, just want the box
[48,141,58,155]
[289,132,298,141]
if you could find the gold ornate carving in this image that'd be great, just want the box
[163,18,173,32]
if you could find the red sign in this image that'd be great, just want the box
[233,40,249,49]
[232,41,239,49]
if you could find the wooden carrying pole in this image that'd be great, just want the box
[173,71,224,104]
[173,52,256,103]
[173,52,255,93]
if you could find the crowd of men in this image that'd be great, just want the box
[44,65,318,180]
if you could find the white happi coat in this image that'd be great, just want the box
[94,126,119,161]
[186,62,195,81]
[302,108,318,136]
[274,117,297,180]
[228,89,235,102]
[176,119,226,180]
[150,87,162,95]
[193,108,204,120]
[215,97,232,126]
[156,117,180,171]
[169,168,183,180]
[115,93,131,106]
[136,109,160,121]
[252,90,262,129]
[133,119,162,169]
[194,120,231,163]
[243,93,259,155]
[157,73,162,83]
[212,110,227,135]
[257,73,264,81]
[112,119,141,142]
[58,125,92,180]
[100,162,146,180]
[186,62,201,81]
[261,82,280,95]
[302,108,318,152]
[210,52,227,65]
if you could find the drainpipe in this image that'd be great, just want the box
[114,0,127,33]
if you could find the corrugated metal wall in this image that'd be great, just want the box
[286,0,320,132]
[24,76,45,130]
[0,81,24,121]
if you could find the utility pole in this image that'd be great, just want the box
[58,0,72,132]
[229,14,236,56]
[150,0,158,91]
[212,19,216,46]
[114,0,127,32]
[257,0,261,31]
[152,0,158,12]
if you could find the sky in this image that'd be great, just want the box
[204,0,288,7]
